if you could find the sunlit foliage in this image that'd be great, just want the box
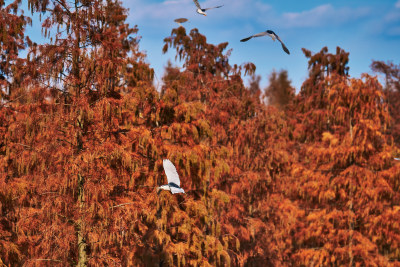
[371,60,400,145]
[1,1,399,266]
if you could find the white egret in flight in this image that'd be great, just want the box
[193,0,223,16]
[157,159,185,194]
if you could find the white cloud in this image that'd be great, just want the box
[282,4,333,27]
[123,0,271,23]
[280,4,370,28]
[382,9,400,36]
[385,9,400,22]
[396,0,400,8]
[163,0,181,4]
[124,0,189,21]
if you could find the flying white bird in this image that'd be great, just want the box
[174,18,188,27]
[395,158,400,161]
[157,159,185,194]
[193,0,223,16]
[240,30,290,55]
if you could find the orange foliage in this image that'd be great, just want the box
[0,2,399,266]
[371,60,400,146]
[287,47,399,266]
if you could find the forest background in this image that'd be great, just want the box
[1,0,400,266]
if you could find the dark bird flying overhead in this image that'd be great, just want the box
[240,30,290,55]
[174,18,188,27]
[193,0,223,16]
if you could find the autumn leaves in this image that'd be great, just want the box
[1,0,400,266]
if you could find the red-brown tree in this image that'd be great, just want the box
[286,47,400,265]
[1,1,400,266]
[263,69,295,109]
[0,0,32,100]
[371,60,400,146]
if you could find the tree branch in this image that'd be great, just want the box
[54,0,72,16]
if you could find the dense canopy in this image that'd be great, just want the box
[1,0,399,266]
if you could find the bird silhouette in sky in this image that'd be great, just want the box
[241,30,290,55]
[174,18,188,27]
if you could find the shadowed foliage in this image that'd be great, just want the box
[264,70,295,109]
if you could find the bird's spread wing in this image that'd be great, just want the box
[163,159,180,187]
[252,32,268,38]
[272,33,289,54]
[174,18,188,23]
[280,42,290,54]
[193,0,202,9]
[204,5,223,11]
[240,36,253,42]
[240,32,267,42]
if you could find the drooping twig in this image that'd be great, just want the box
[110,202,135,209]
[29,258,63,263]
[39,191,60,196]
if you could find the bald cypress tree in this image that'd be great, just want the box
[371,60,400,145]
[1,0,156,265]
[286,47,399,265]
[264,70,295,109]
[0,0,31,100]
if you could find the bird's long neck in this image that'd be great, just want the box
[158,185,170,191]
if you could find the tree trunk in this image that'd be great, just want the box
[72,0,81,97]
[348,118,354,266]
[77,174,87,267]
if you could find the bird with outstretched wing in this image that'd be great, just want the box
[241,30,290,55]
[193,0,223,16]
[157,159,185,194]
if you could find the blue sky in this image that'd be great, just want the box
[121,0,400,90]
[21,0,400,90]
